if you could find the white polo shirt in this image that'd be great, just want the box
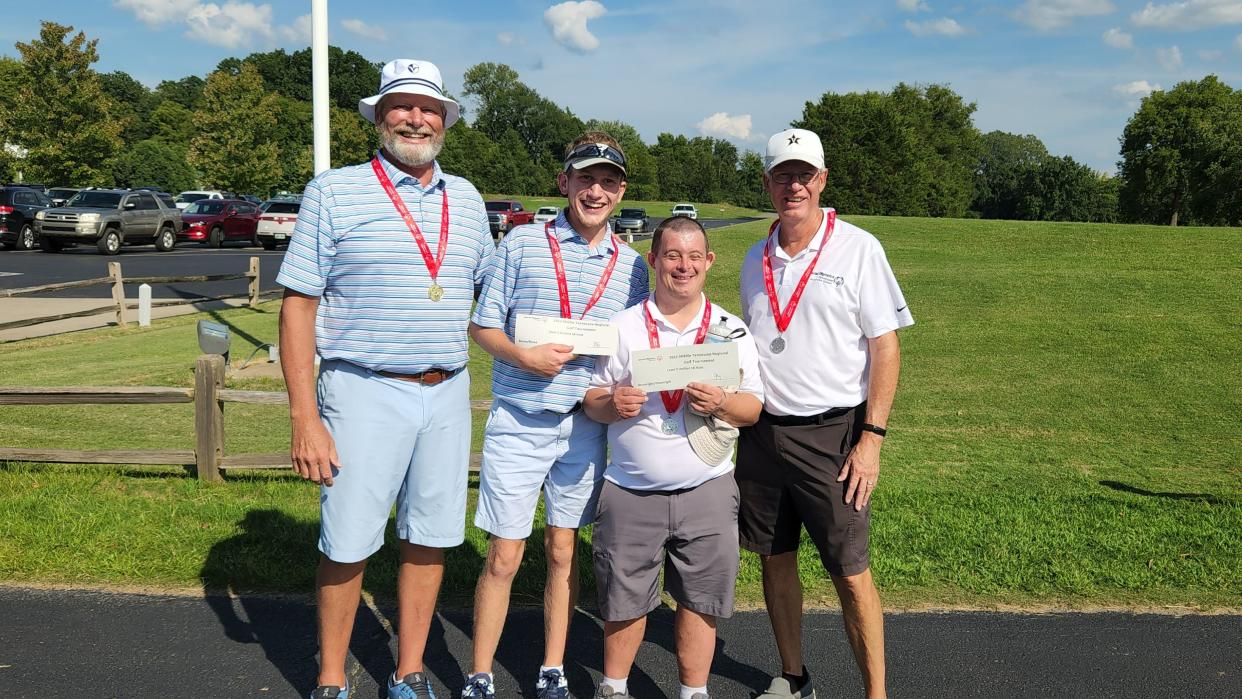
[591,295,764,491]
[740,209,914,416]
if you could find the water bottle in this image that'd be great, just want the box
[706,316,735,344]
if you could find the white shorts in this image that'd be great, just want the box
[473,399,606,539]
[316,360,472,563]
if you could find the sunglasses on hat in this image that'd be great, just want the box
[564,142,627,169]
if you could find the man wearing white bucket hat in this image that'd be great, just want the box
[736,128,914,699]
[278,58,494,699]
[583,216,764,699]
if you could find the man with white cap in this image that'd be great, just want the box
[277,58,494,699]
[464,131,649,699]
[736,128,914,699]
[583,216,764,699]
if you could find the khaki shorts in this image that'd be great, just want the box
[592,474,740,622]
[735,404,871,577]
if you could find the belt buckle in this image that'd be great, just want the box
[419,369,446,386]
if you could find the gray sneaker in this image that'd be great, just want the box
[756,675,816,699]
[593,685,629,698]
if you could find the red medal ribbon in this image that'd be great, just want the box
[545,222,622,319]
[762,210,836,334]
[642,297,713,415]
[372,157,448,282]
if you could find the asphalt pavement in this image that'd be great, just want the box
[1,586,1237,698]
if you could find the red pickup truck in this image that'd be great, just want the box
[485,200,535,237]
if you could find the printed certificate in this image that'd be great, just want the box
[514,314,619,356]
[630,343,740,392]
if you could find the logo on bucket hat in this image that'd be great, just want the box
[764,128,825,173]
[358,59,460,127]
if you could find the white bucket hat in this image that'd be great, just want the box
[685,408,740,466]
[358,59,460,128]
[764,128,825,172]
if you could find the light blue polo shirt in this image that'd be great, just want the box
[276,152,495,373]
[472,214,649,413]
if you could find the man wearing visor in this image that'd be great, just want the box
[465,131,650,698]
[278,59,495,699]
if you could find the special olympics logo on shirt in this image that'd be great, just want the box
[811,271,845,287]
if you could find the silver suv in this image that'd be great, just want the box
[36,189,182,255]
[615,208,648,236]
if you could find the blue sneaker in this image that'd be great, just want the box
[389,672,437,699]
[460,673,496,699]
[309,685,348,699]
[535,668,574,699]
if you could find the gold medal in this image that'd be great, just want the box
[428,283,444,302]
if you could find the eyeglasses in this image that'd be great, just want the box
[565,142,627,169]
[770,171,820,186]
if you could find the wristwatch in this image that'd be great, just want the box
[860,423,887,437]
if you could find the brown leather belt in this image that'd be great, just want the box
[376,367,461,386]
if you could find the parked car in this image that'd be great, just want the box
[179,199,262,248]
[239,194,264,206]
[533,206,559,224]
[0,185,52,250]
[35,189,181,255]
[485,200,535,237]
[255,198,300,250]
[4,183,49,194]
[614,208,648,236]
[174,190,226,210]
[47,187,81,207]
[670,203,698,220]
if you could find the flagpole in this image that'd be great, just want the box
[311,0,330,175]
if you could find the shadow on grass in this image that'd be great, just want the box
[199,508,485,697]
[1099,480,1230,504]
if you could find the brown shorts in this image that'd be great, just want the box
[735,403,871,577]
[592,474,740,622]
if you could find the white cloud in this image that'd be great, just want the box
[904,18,969,36]
[114,0,200,27]
[498,31,516,45]
[1237,33,1242,49]
[897,0,931,11]
[697,112,752,140]
[1132,1,1242,30]
[1198,48,1224,59]
[278,13,311,44]
[185,2,276,49]
[544,1,608,53]
[1113,80,1161,97]
[1157,45,1183,69]
[1014,0,1115,31]
[341,18,387,42]
[116,1,310,49]
[1102,27,1133,48]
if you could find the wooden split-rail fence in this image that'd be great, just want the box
[0,355,490,481]
[0,257,271,332]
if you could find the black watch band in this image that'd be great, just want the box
[860,423,887,437]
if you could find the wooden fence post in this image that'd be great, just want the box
[109,262,127,327]
[194,354,226,482]
[247,256,260,308]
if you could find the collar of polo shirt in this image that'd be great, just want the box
[378,149,446,189]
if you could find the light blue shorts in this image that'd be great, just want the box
[474,399,606,539]
[316,359,472,563]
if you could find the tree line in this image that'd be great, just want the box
[0,21,1238,226]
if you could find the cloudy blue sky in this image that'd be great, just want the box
[2,1,1240,173]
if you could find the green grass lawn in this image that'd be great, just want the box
[1,216,1239,610]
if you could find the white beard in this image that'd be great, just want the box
[381,129,444,168]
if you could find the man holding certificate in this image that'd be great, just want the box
[584,217,764,699]
[466,131,649,699]
[737,128,914,699]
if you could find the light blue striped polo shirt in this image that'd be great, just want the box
[472,214,650,413]
[276,151,495,373]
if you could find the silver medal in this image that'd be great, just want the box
[770,336,786,354]
[661,417,678,435]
